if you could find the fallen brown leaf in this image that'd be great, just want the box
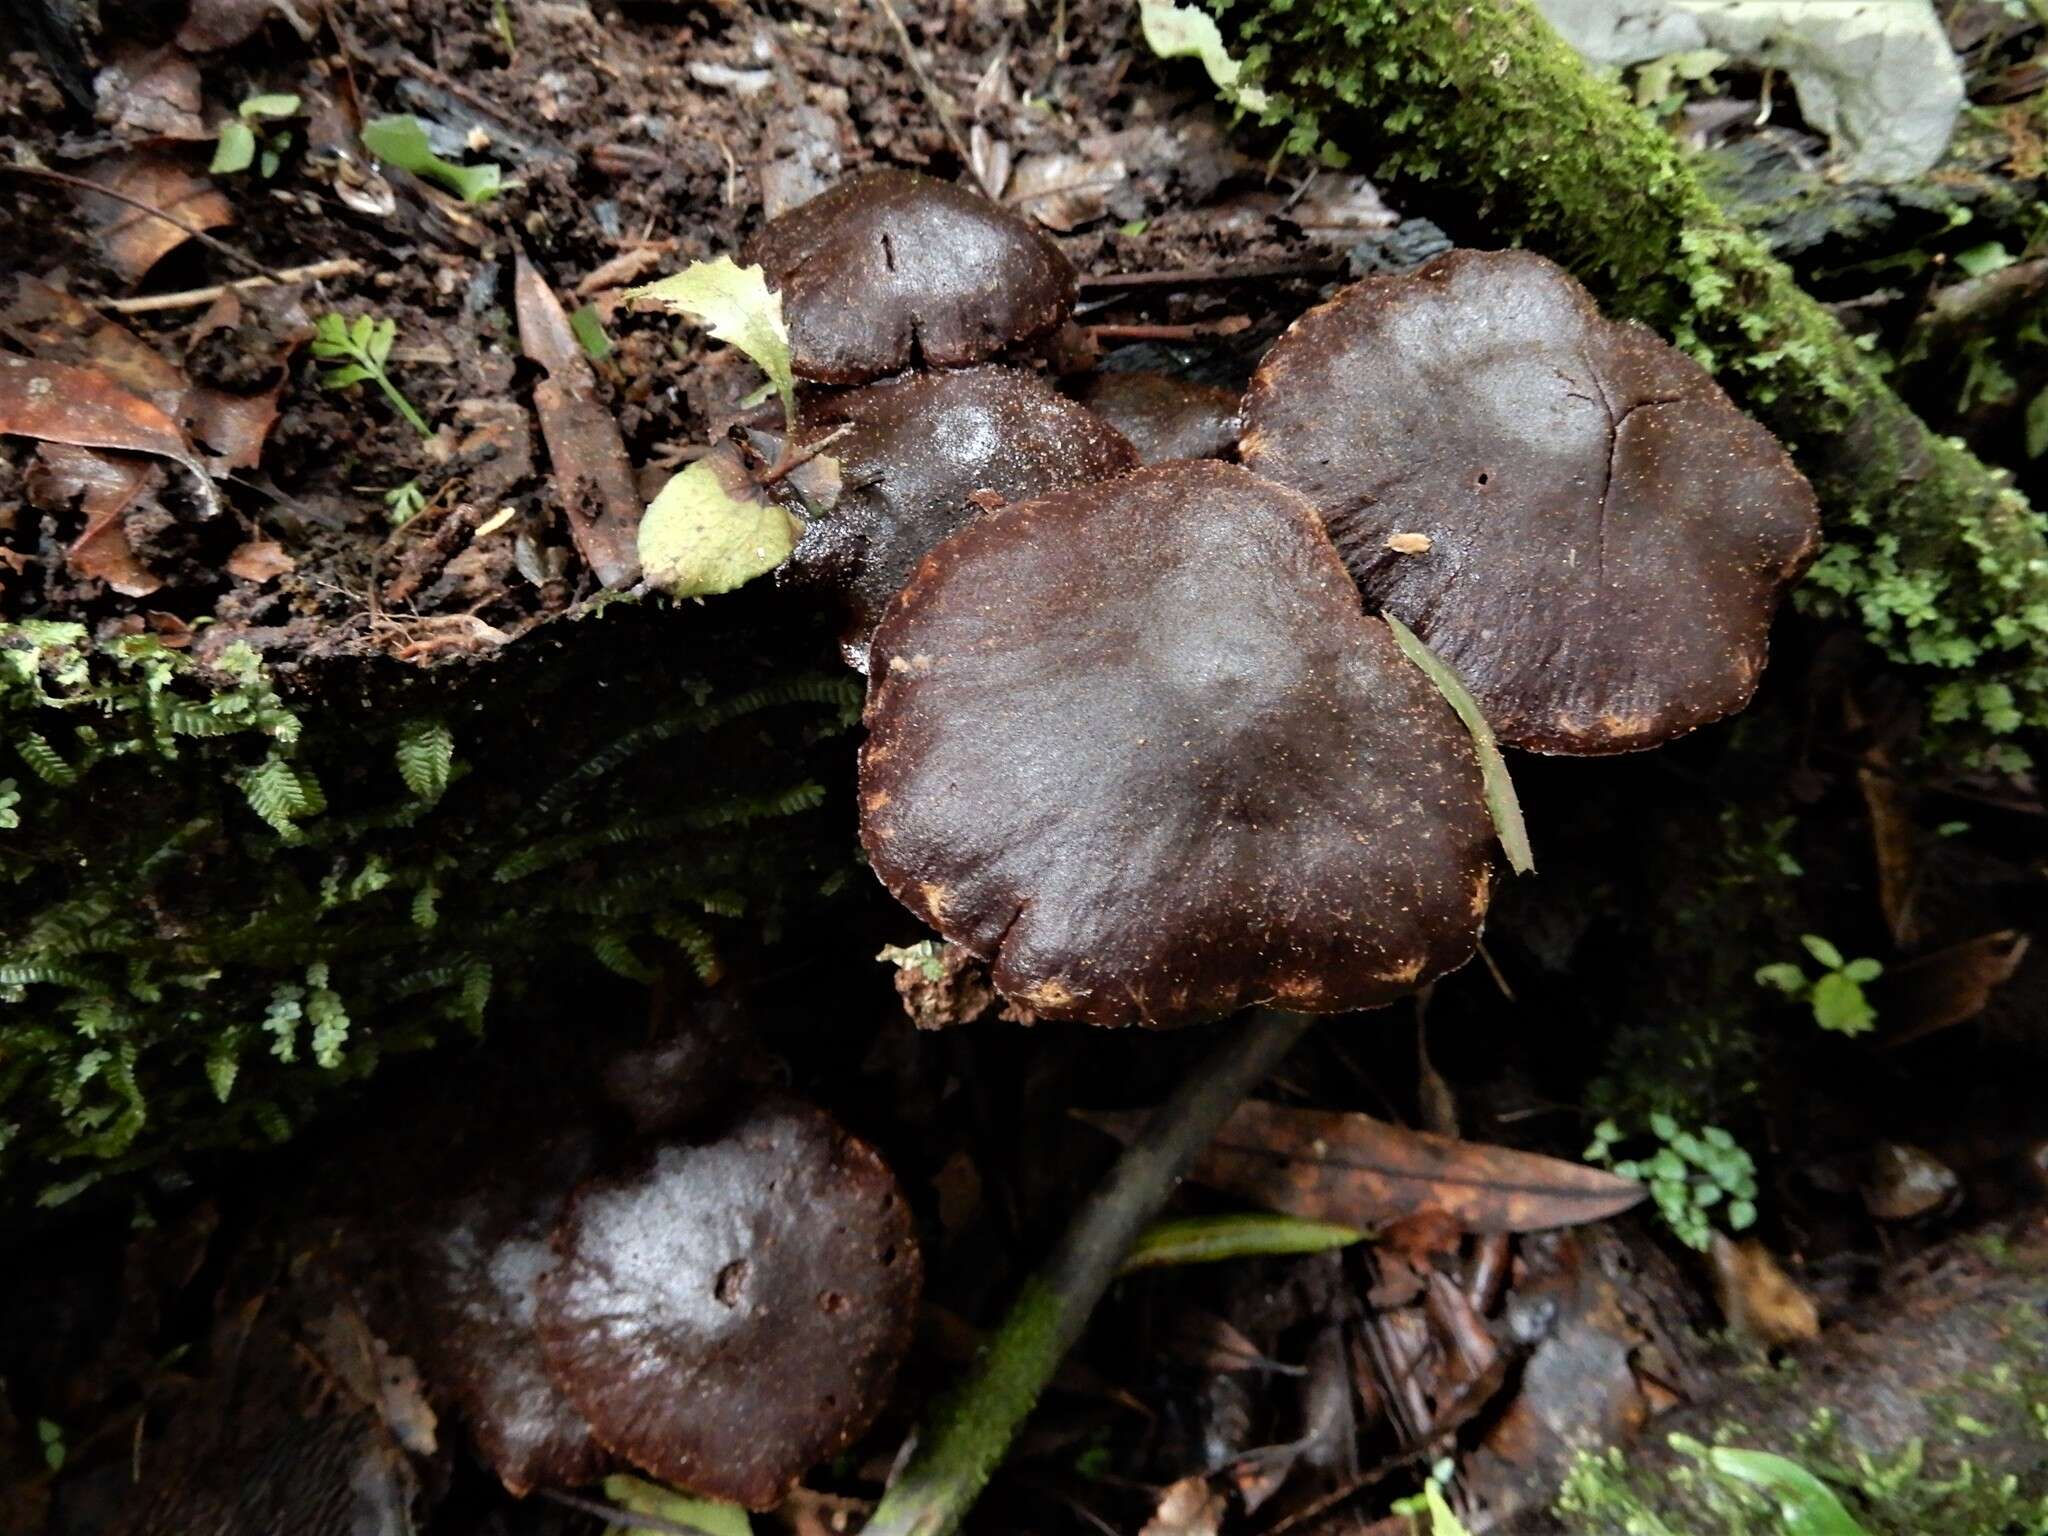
[1879,930,2031,1047]
[226,539,295,583]
[1082,1101,1645,1234]
[5,280,285,472]
[1089,1105,1646,1236]
[75,154,235,284]
[1709,1233,1820,1348]
[1859,762,1920,948]
[513,254,641,587]
[1,355,220,516]
[27,442,166,597]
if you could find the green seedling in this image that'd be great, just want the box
[1756,935,1882,1036]
[1588,1113,1757,1251]
[311,314,433,439]
[211,92,301,178]
[359,114,503,204]
[383,480,428,525]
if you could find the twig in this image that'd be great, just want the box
[104,259,367,314]
[758,422,853,488]
[861,1006,1316,1536]
[868,0,976,175]
[1085,318,1251,343]
[1076,258,1350,290]
[0,163,288,283]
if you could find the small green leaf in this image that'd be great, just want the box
[1842,956,1882,984]
[1810,971,1876,1035]
[320,363,373,389]
[211,118,257,175]
[1138,0,1271,112]
[1122,1212,1366,1273]
[2026,387,2048,460]
[602,1474,752,1536]
[368,316,396,366]
[360,114,502,203]
[569,304,613,361]
[1953,241,2015,279]
[1727,1197,1757,1229]
[1800,934,1845,970]
[240,92,301,119]
[349,313,374,351]
[626,257,795,432]
[1383,613,1533,874]
[638,452,800,599]
[1700,1447,1873,1535]
[1754,961,1807,994]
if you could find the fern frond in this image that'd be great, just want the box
[395,718,455,801]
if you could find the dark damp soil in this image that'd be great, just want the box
[0,0,1406,676]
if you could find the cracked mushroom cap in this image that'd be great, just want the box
[743,168,1078,383]
[1240,249,1821,755]
[859,459,1496,1029]
[779,365,1138,670]
[1074,369,1244,464]
[534,1096,921,1510]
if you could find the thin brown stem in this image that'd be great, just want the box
[1076,258,1349,290]
[105,259,366,314]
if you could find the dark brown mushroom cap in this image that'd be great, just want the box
[534,1097,921,1509]
[1239,249,1821,755]
[860,459,1496,1029]
[744,169,1078,383]
[396,1133,610,1496]
[779,365,1138,671]
[1074,369,1243,464]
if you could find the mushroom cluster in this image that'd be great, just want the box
[384,1090,921,1509]
[665,172,1819,1029]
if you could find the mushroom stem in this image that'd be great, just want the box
[861,1006,1316,1536]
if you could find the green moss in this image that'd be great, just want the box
[1212,0,2048,760]
[0,607,862,1207]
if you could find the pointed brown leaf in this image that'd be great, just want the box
[1081,1099,1645,1234]
[28,443,166,597]
[2,356,220,517]
[514,254,641,586]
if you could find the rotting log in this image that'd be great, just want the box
[1224,0,2048,761]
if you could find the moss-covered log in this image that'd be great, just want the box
[0,600,861,1206]
[1224,0,2048,762]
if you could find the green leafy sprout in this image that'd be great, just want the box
[1587,1113,1758,1251]
[211,92,301,178]
[359,114,503,204]
[626,258,808,598]
[311,314,433,439]
[1756,935,1882,1036]
[383,480,428,526]
[1138,0,1272,113]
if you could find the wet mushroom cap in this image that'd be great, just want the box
[534,1097,921,1510]
[1074,369,1244,464]
[395,1133,610,1496]
[1240,249,1821,755]
[860,459,1496,1029]
[778,365,1138,670]
[744,168,1078,383]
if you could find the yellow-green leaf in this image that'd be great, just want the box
[602,1474,752,1536]
[1137,0,1271,112]
[639,449,800,599]
[1122,1212,1365,1273]
[1384,613,1533,875]
[626,257,796,433]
